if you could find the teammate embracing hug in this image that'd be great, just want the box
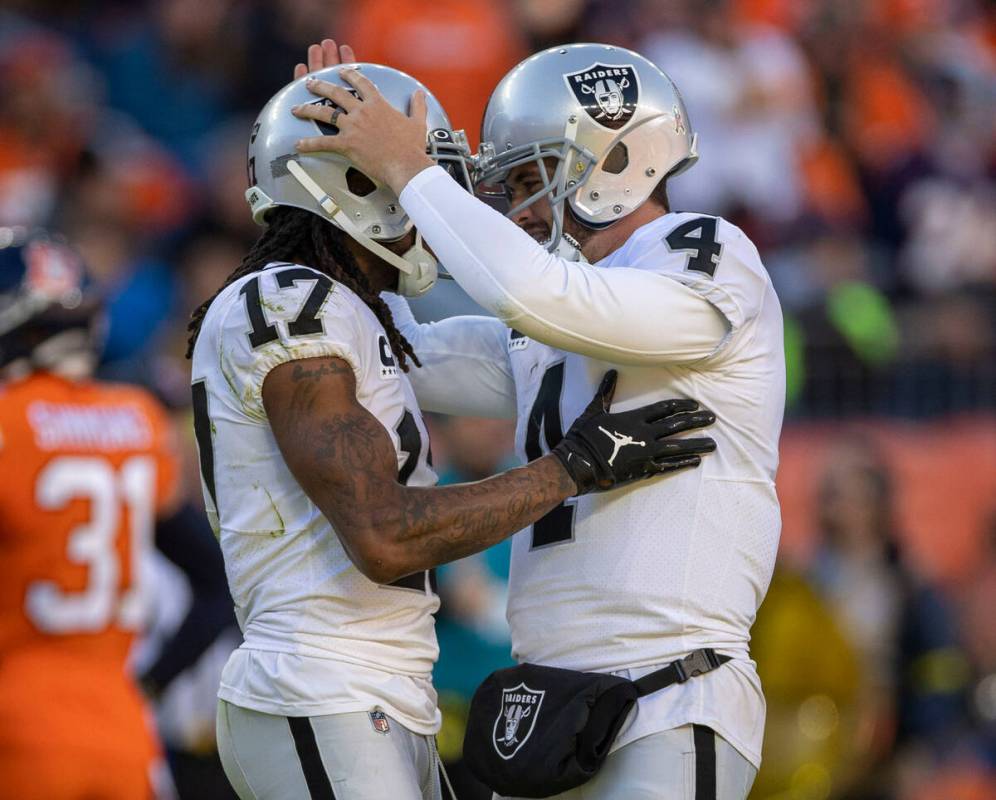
[190,43,717,800]
[292,40,785,800]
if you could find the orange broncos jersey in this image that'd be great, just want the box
[0,372,179,765]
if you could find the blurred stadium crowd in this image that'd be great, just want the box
[1,0,994,798]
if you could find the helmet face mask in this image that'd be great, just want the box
[246,64,472,297]
[478,136,598,252]
[475,44,698,252]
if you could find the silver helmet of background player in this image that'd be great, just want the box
[476,43,697,252]
[246,63,471,297]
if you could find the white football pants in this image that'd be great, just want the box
[495,724,756,800]
[217,700,443,800]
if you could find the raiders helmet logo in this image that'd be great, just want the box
[564,63,640,130]
[673,104,686,135]
[492,683,544,760]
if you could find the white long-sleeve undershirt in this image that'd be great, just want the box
[398,166,730,366]
[384,292,516,419]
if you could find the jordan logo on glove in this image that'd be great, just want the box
[551,370,715,494]
[599,427,646,466]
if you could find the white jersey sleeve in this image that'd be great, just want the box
[610,211,769,336]
[382,293,516,418]
[219,264,365,420]
[398,166,730,365]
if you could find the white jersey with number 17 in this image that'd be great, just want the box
[191,263,441,735]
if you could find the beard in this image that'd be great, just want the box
[563,211,593,250]
[522,221,551,243]
[514,201,594,256]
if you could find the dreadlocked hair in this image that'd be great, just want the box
[186,207,420,371]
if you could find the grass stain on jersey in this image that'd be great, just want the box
[260,483,286,537]
[221,341,262,413]
[219,344,240,402]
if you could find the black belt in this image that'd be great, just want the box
[634,648,732,696]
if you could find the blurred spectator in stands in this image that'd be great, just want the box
[340,0,526,147]
[641,0,819,228]
[239,0,344,113]
[810,436,969,795]
[776,234,900,416]
[80,0,246,167]
[750,567,863,799]
[57,137,193,380]
[957,513,996,762]
[166,225,248,362]
[899,179,996,295]
[0,22,100,228]
[192,118,263,244]
[513,0,586,51]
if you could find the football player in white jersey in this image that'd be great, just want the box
[293,42,785,800]
[189,54,718,800]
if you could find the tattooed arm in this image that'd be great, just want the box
[262,356,574,583]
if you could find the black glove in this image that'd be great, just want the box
[552,370,716,494]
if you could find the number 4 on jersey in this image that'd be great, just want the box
[664,216,722,278]
[525,362,576,549]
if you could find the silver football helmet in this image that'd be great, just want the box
[246,63,471,296]
[476,43,697,252]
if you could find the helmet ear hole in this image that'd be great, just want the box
[601,143,629,175]
[345,167,377,197]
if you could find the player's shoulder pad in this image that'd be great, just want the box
[216,263,363,346]
[211,263,366,419]
[654,213,770,331]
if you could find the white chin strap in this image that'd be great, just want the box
[284,160,437,297]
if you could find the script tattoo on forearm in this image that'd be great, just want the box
[270,356,575,573]
[395,456,575,569]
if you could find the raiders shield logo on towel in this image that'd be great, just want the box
[564,63,639,130]
[492,683,544,760]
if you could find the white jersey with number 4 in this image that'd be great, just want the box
[191,263,440,735]
[389,165,786,768]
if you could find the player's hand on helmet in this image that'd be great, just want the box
[291,69,434,194]
[552,370,716,495]
[293,39,356,80]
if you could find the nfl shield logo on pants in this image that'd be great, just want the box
[492,683,545,760]
[370,711,390,734]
